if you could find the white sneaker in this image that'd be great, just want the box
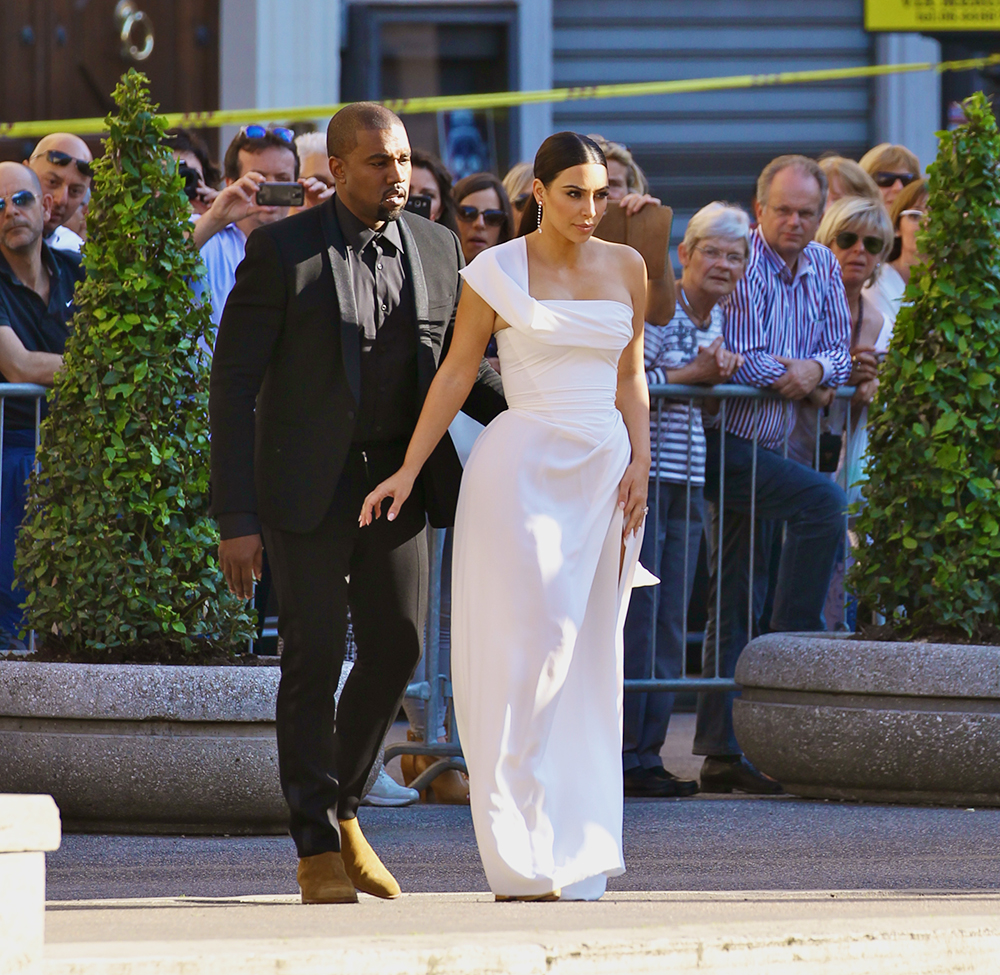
[361,768,420,807]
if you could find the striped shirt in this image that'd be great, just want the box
[644,293,724,486]
[723,227,852,451]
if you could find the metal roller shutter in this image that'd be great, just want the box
[552,0,874,242]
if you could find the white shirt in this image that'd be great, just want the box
[45,225,84,253]
[863,263,906,332]
[198,222,247,355]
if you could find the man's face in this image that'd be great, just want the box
[0,168,51,256]
[755,166,823,267]
[330,124,411,227]
[27,137,92,234]
[233,145,298,231]
[299,152,334,189]
[606,159,630,201]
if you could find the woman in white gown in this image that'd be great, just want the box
[360,132,651,901]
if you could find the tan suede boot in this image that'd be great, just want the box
[297,851,358,904]
[338,817,401,899]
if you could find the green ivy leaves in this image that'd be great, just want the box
[14,70,256,661]
[849,92,1000,642]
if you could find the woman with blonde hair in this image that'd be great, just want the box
[502,161,534,219]
[859,143,921,206]
[818,156,882,209]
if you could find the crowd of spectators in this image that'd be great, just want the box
[0,117,928,798]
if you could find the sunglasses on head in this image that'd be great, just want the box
[0,190,37,213]
[33,149,93,178]
[873,170,917,188]
[835,231,884,255]
[240,124,295,144]
[456,204,506,227]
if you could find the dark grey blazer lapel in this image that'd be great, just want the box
[319,199,361,408]
[398,216,437,391]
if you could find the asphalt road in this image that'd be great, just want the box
[47,797,1000,901]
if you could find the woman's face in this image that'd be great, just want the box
[536,163,609,244]
[830,222,884,290]
[678,235,747,302]
[606,159,629,201]
[895,196,928,266]
[408,165,442,222]
[456,187,504,262]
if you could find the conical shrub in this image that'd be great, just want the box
[850,91,1000,642]
[15,69,255,660]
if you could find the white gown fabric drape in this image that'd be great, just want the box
[451,237,643,900]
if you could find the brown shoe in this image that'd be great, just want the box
[427,767,470,804]
[338,818,401,899]
[297,851,358,904]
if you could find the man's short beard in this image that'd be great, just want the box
[376,201,405,223]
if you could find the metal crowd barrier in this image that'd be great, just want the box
[392,382,860,777]
[0,383,49,654]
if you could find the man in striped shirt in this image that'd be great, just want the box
[696,155,851,795]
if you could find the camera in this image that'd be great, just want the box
[256,182,305,207]
[178,162,201,201]
[404,194,432,220]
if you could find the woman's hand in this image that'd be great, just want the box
[806,385,836,409]
[617,458,650,537]
[849,346,879,385]
[618,192,661,216]
[852,377,879,408]
[359,468,417,527]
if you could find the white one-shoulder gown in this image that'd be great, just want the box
[451,237,643,900]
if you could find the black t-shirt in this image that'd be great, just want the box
[0,244,83,429]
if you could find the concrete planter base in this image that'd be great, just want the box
[0,662,287,833]
[733,634,1000,807]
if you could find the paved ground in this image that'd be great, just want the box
[47,714,1000,900]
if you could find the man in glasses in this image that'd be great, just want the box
[25,133,93,254]
[0,163,85,648]
[695,155,851,795]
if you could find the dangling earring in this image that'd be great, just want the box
[537,202,543,234]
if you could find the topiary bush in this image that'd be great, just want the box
[15,69,255,661]
[850,91,1000,644]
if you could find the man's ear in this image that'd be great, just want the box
[41,193,54,226]
[328,155,347,185]
[677,241,689,268]
[753,199,763,222]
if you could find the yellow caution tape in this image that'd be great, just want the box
[3,53,999,139]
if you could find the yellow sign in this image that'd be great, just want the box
[867,0,1000,31]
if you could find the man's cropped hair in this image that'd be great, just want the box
[223,126,300,182]
[757,154,828,211]
[327,103,405,159]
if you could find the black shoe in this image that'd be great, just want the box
[624,766,699,798]
[699,756,784,795]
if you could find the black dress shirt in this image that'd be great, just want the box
[0,243,83,429]
[335,196,418,444]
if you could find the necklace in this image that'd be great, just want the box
[852,293,865,345]
[677,286,712,329]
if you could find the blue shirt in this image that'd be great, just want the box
[199,222,247,353]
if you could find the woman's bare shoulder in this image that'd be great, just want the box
[589,236,646,279]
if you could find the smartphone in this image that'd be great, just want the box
[404,194,432,219]
[256,182,304,207]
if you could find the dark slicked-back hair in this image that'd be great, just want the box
[327,102,405,159]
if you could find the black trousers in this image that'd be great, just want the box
[262,441,427,858]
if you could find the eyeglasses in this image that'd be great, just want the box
[900,208,926,220]
[31,149,93,178]
[695,244,746,267]
[873,171,918,188]
[456,205,506,227]
[834,231,884,255]
[0,190,37,213]
[240,124,295,144]
[513,192,530,211]
[765,204,819,222]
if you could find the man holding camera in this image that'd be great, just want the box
[210,103,505,904]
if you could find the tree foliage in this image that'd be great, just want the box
[15,70,255,660]
[850,92,1000,642]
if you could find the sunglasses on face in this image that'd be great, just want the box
[873,170,917,188]
[33,149,93,178]
[456,205,506,227]
[834,231,884,255]
[240,124,295,144]
[0,190,37,213]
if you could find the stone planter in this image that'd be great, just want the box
[733,634,1000,806]
[0,661,286,833]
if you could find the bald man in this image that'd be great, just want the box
[0,162,85,647]
[25,133,93,253]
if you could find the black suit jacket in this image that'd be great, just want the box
[209,199,506,536]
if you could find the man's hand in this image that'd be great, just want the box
[218,533,263,601]
[848,346,879,385]
[772,356,824,400]
[192,172,267,248]
[618,192,661,216]
[299,176,335,209]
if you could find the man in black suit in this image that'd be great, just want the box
[209,103,505,904]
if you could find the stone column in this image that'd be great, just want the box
[0,794,61,975]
